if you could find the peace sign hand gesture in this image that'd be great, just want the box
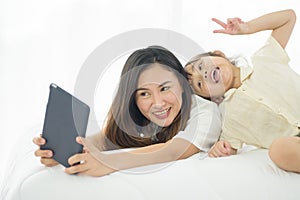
[212,17,249,35]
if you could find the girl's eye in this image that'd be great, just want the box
[198,81,202,89]
[161,86,170,92]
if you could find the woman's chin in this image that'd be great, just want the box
[154,119,172,127]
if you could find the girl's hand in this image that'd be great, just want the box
[64,137,115,177]
[212,17,249,35]
[208,141,236,157]
[33,135,59,167]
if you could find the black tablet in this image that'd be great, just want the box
[41,83,90,167]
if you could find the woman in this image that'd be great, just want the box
[33,46,221,176]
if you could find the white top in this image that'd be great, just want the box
[174,95,222,152]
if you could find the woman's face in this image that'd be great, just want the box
[136,64,183,127]
[185,56,234,98]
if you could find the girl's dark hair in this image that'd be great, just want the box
[185,51,240,67]
[103,46,193,150]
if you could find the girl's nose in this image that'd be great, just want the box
[204,71,208,79]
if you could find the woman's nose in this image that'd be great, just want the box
[152,93,166,107]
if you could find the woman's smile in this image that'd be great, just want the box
[152,107,171,119]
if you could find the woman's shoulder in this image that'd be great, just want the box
[191,95,219,111]
[189,95,221,124]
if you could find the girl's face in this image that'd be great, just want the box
[136,64,183,127]
[185,56,235,98]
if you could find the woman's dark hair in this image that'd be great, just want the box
[103,46,193,150]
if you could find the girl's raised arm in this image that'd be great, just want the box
[212,9,297,49]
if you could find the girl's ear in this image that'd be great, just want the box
[212,50,226,58]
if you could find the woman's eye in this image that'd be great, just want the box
[161,86,170,92]
[198,81,202,88]
[138,92,149,97]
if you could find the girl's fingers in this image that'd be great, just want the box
[209,145,227,157]
[209,150,219,157]
[209,146,221,157]
[218,146,228,154]
[212,18,226,28]
[216,146,227,156]
[223,142,232,154]
[213,29,226,34]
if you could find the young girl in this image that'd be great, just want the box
[185,9,300,173]
[33,46,221,176]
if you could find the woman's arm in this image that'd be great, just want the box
[65,97,220,176]
[212,9,297,49]
[65,137,199,176]
[86,131,107,151]
[111,138,199,165]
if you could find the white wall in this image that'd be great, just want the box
[1,0,299,182]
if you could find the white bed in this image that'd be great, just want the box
[2,145,300,200]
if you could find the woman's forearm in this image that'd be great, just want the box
[96,138,199,172]
[87,132,107,151]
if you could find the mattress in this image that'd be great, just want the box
[3,147,300,200]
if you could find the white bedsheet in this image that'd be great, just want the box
[3,148,300,200]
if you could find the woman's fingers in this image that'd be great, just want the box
[33,135,59,167]
[33,135,52,158]
[40,157,59,166]
[68,153,86,166]
[34,149,53,158]
[65,153,89,174]
[65,162,88,174]
[76,136,83,145]
[36,149,59,167]
[33,136,46,146]
[76,136,90,153]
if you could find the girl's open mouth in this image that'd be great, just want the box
[211,67,220,83]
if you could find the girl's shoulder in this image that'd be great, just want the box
[251,36,290,64]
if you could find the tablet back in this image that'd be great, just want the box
[41,83,90,167]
